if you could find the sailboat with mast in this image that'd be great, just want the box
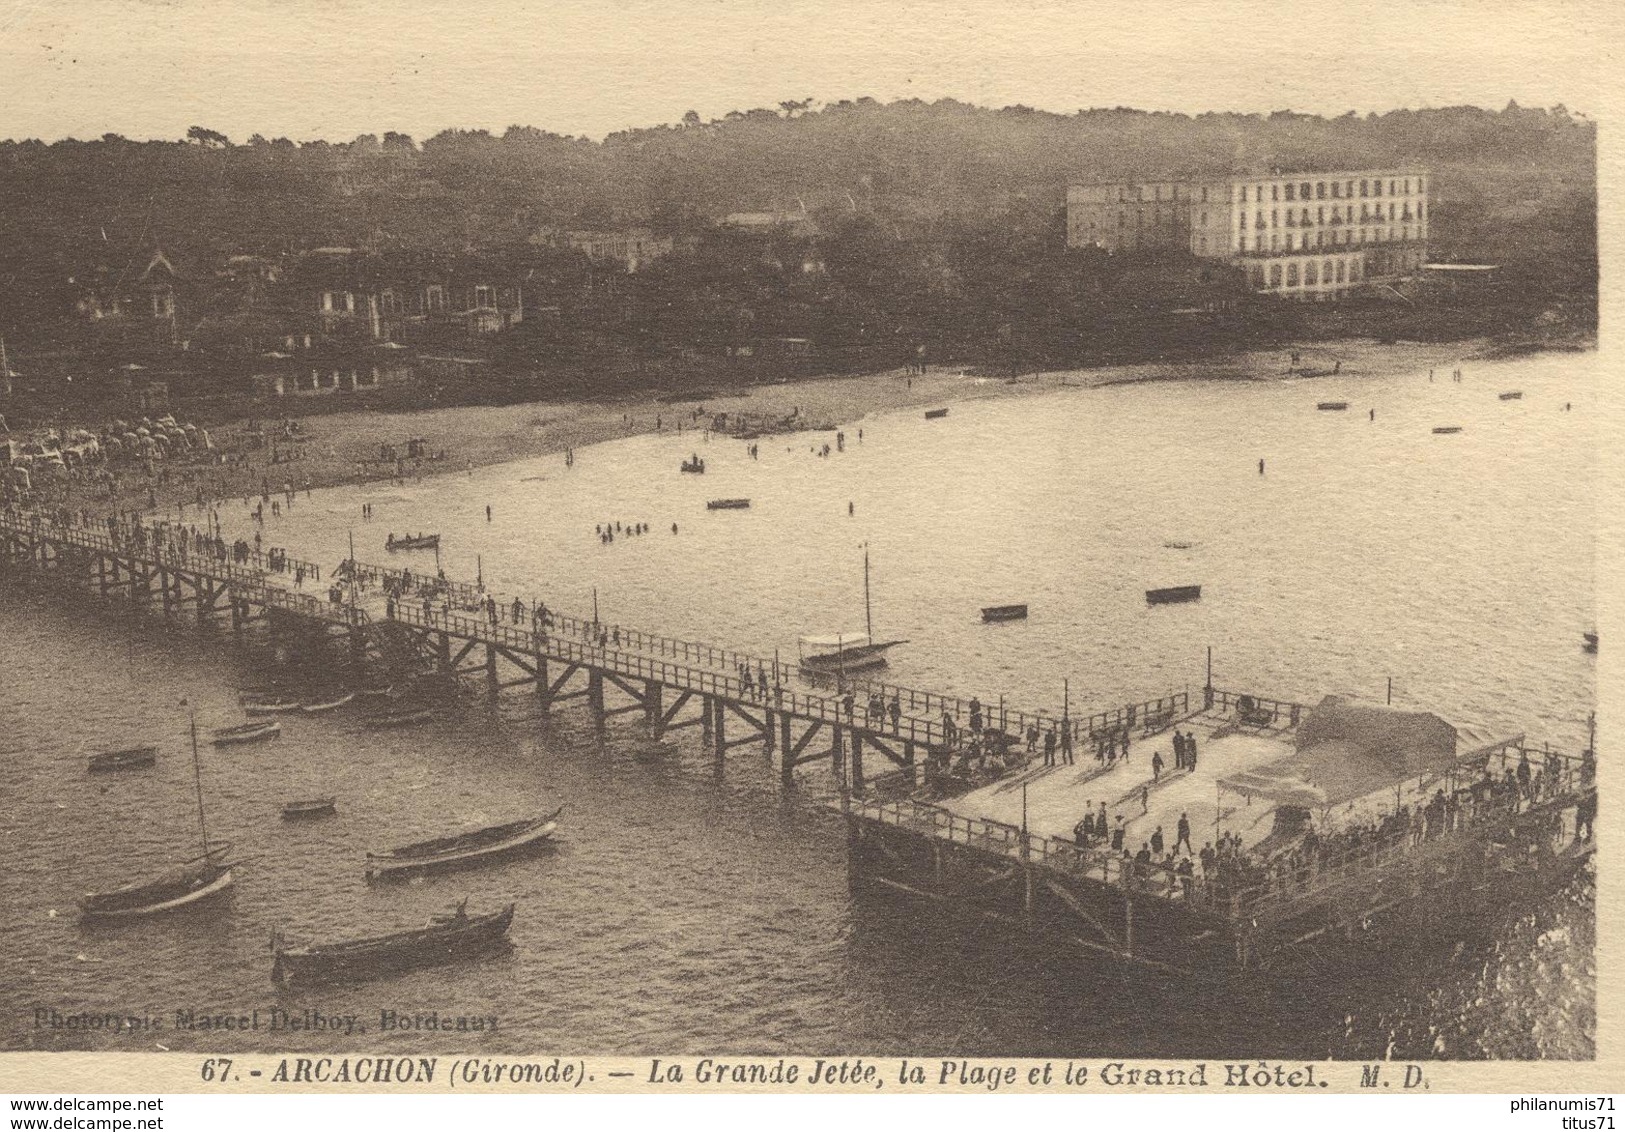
[797,546,907,676]
[79,708,237,920]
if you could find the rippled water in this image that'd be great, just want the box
[1,348,1596,1057]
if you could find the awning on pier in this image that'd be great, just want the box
[1218,696,1458,808]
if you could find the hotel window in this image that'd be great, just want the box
[1198,237,1208,253]
[475,285,495,308]
[1305,262,1318,285]
[1417,202,1425,219]
[1256,211,1265,229]
[1336,260,1347,282]
[1286,264,1300,286]
[1331,181,1341,198]
[1302,208,1312,226]
[1323,259,1333,282]
[1285,183,1295,201]
[1360,180,1369,196]
[1300,183,1311,199]
[1271,234,1279,251]
[1240,186,1249,203]
[1272,185,1279,201]
[1403,227,1410,242]
[1389,179,1396,195]
[1284,209,1294,227]
[1317,207,1324,224]
[1269,264,1283,287]
[1404,178,1410,194]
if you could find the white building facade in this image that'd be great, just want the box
[1068,169,1429,301]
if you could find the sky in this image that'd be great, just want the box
[0,0,1617,143]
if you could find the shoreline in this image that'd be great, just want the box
[28,334,1588,517]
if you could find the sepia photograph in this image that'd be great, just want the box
[0,0,1612,1097]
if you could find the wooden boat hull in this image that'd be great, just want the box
[213,723,281,745]
[301,694,355,714]
[1499,391,1523,400]
[1316,402,1349,411]
[981,604,1028,622]
[924,408,949,419]
[365,813,560,879]
[386,537,440,552]
[283,799,337,819]
[244,700,300,717]
[1432,426,1463,435]
[272,904,515,985]
[88,746,157,773]
[706,499,750,510]
[1146,585,1201,604]
[81,866,234,920]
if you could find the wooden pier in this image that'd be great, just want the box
[0,510,1171,796]
[1,510,1593,975]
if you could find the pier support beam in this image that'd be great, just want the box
[850,731,866,796]
[645,681,663,732]
[587,669,605,731]
[535,652,550,714]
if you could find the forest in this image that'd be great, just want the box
[0,98,1597,394]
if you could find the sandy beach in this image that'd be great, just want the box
[38,335,1553,517]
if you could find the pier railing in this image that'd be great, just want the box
[1,513,324,588]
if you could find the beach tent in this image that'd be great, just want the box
[1218,695,1459,808]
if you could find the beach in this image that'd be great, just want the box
[27,336,1558,517]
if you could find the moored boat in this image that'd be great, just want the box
[82,711,236,920]
[1499,391,1523,400]
[981,604,1029,622]
[243,697,301,716]
[81,847,235,919]
[1432,426,1463,435]
[797,632,905,674]
[212,721,281,746]
[1146,584,1202,604]
[385,532,440,552]
[364,808,562,879]
[1316,401,1349,411]
[365,707,434,729]
[282,797,337,819]
[271,901,515,985]
[301,693,355,714]
[706,498,750,510]
[924,408,949,420]
[680,455,705,473]
[1584,631,1598,653]
[87,745,157,774]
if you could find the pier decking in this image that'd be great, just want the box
[1,508,1594,975]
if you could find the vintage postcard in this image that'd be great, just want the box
[0,0,1617,1103]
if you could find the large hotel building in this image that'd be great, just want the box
[1066,170,1429,300]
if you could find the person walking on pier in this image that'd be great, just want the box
[1152,750,1164,781]
[1141,784,1150,815]
[1043,728,1057,767]
[1060,725,1074,765]
[1026,723,1038,754]
[1176,812,1193,855]
[888,694,901,730]
[968,697,983,735]
[1150,826,1164,856]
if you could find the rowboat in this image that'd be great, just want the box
[243,697,301,716]
[385,533,440,552]
[706,498,750,510]
[1498,391,1523,401]
[981,604,1028,622]
[282,797,337,819]
[212,721,281,746]
[81,845,236,920]
[365,707,434,729]
[1146,585,1201,604]
[87,745,157,774]
[1316,401,1349,411]
[364,808,562,879]
[1584,631,1598,653]
[924,408,949,419]
[301,693,355,714]
[271,902,515,985]
[1432,426,1463,435]
[680,456,705,474]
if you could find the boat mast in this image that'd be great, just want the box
[188,706,210,859]
[347,529,358,608]
[863,545,873,642]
